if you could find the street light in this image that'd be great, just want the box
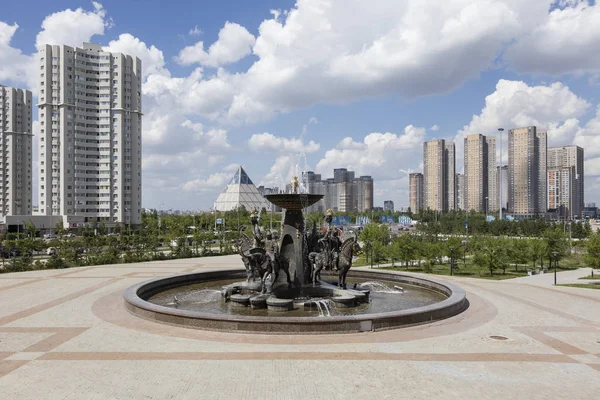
[497,128,504,221]
[449,246,455,276]
[485,196,489,219]
[551,251,558,285]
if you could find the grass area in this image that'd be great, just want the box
[381,262,528,280]
[578,274,600,280]
[557,283,600,290]
[353,252,589,281]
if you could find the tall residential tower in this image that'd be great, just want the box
[409,173,423,213]
[423,139,455,211]
[0,85,33,216]
[547,146,584,218]
[463,134,497,213]
[38,43,142,226]
[508,126,547,215]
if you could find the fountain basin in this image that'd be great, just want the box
[124,269,468,334]
[265,193,324,210]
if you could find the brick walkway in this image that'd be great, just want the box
[1,255,599,399]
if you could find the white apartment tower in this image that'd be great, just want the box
[38,43,142,226]
[0,85,33,216]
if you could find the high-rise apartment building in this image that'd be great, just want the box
[445,142,456,211]
[548,167,575,219]
[38,43,142,226]
[409,173,423,213]
[383,200,394,212]
[548,146,584,218]
[463,134,497,212]
[456,173,465,211]
[0,85,33,216]
[423,139,455,211]
[302,169,373,213]
[508,126,547,215]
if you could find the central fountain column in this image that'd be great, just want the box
[277,209,306,288]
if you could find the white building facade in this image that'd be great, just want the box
[37,43,142,226]
[0,85,33,216]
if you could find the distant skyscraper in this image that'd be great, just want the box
[302,169,372,213]
[0,85,32,216]
[508,126,547,215]
[445,142,456,211]
[423,139,455,211]
[384,200,394,212]
[456,173,465,211]
[409,173,423,212]
[548,166,575,219]
[463,134,496,212]
[38,43,142,226]
[548,146,584,218]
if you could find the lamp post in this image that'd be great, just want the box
[485,196,489,220]
[449,245,454,276]
[497,128,504,221]
[551,251,558,285]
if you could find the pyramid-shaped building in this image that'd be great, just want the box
[213,166,270,212]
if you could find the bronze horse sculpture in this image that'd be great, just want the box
[337,232,361,289]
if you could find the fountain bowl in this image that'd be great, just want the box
[265,193,324,210]
[123,269,468,334]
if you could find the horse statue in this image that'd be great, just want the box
[337,232,361,289]
[233,232,254,282]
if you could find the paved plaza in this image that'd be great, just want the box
[1,255,599,399]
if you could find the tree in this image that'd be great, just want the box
[443,237,463,275]
[507,239,530,272]
[472,236,507,276]
[529,239,546,271]
[584,232,600,270]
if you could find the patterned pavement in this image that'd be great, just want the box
[0,255,599,399]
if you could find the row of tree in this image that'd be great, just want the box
[359,222,599,276]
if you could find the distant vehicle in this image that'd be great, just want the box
[64,233,76,238]
[43,233,57,239]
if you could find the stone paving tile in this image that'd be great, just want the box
[0,257,599,399]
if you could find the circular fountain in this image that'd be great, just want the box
[124,182,468,334]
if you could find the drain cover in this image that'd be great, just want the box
[490,335,509,341]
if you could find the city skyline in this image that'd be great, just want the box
[2,1,600,210]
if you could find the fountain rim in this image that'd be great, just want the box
[123,269,468,333]
[264,193,324,210]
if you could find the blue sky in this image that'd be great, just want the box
[2,0,600,211]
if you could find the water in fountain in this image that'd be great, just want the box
[358,281,404,294]
[167,289,221,306]
[314,299,332,317]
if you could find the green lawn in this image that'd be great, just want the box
[557,283,600,290]
[578,274,600,280]
[353,253,588,281]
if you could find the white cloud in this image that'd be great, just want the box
[248,132,320,153]
[0,22,35,89]
[148,0,553,124]
[316,125,426,180]
[457,79,590,150]
[183,172,231,192]
[176,21,255,67]
[430,124,440,131]
[507,1,600,75]
[103,33,166,78]
[35,2,110,49]
[189,25,203,36]
[260,155,299,188]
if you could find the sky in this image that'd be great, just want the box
[2,0,600,211]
